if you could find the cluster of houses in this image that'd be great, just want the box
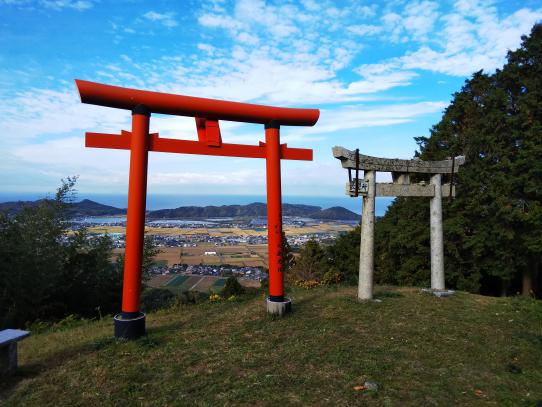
[149,263,266,281]
[115,232,339,249]
[74,216,350,249]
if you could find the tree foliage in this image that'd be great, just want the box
[0,178,158,328]
[281,231,295,273]
[221,276,245,298]
[374,25,542,296]
[326,225,360,284]
[289,239,328,282]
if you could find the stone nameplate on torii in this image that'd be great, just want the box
[347,180,456,198]
[332,146,465,301]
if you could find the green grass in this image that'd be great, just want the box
[2,286,542,406]
[164,275,189,287]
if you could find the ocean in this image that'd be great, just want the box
[0,193,395,217]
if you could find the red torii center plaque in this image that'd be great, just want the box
[75,80,319,339]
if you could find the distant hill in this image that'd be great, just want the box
[0,199,359,220]
[0,199,126,217]
[148,202,359,220]
[69,199,126,216]
[316,206,359,220]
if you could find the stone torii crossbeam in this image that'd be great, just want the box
[76,80,319,339]
[333,146,465,300]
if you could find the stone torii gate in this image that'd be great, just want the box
[75,80,319,339]
[332,146,465,300]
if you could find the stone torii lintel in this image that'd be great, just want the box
[345,181,457,198]
[332,146,465,174]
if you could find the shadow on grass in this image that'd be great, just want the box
[0,333,113,401]
[514,331,542,347]
[0,305,215,401]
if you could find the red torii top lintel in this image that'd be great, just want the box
[75,79,319,126]
[76,80,318,160]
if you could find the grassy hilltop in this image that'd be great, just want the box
[1,286,541,406]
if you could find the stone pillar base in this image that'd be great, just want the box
[114,312,146,340]
[266,297,292,316]
[421,288,455,298]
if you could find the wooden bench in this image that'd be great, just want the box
[0,329,30,375]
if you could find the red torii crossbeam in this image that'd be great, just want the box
[75,80,319,339]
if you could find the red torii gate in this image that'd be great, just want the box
[75,80,319,339]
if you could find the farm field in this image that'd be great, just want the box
[147,273,260,292]
[164,275,189,287]
[100,220,356,269]
[146,274,174,288]
[113,244,269,267]
[88,222,355,237]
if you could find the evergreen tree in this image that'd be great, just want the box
[0,178,159,328]
[281,231,295,273]
[289,239,328,281]
[326,225,361,283]
[374,25,542,296]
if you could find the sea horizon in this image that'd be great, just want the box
[0,193,395,217]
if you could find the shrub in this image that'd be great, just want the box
[221,276,245,298]
[288,240,328,282]
[321,270,344,285]
[141,288,176,312]
[178,290,207,304]
[260,274,269,290]
[293,279,321,289]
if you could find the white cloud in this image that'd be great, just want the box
[198,14,243,31]
[0,84,249,142]
[197,43,215,54]
[346,71,418,94]
[1,0,93,10]
[3,0,541,195]
[370,2,542,76]
[355,4,378,19]
[382,12,405,43]
[237,32,259,45]
[402,1,440,42]
[348,24,382,36]
[0,88,128,140]
[150,169,265,186]
[401,6,542,75]
[41,0,92,10]
[143,11,178,28]
[303,101,447,135]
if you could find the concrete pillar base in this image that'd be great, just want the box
[266,297,292,316]
[421,288,455,298]
[114,312,146,340]
[357,297,383,303]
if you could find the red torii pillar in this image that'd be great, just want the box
[75,80,319,339]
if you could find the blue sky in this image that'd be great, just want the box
[1,0,541,200]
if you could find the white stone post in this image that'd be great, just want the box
[430,173,445,290]
[358,170,376,300]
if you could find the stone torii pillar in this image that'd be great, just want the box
[359,169,375,300]
[430,173,444,290]
[333,146,465,300]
